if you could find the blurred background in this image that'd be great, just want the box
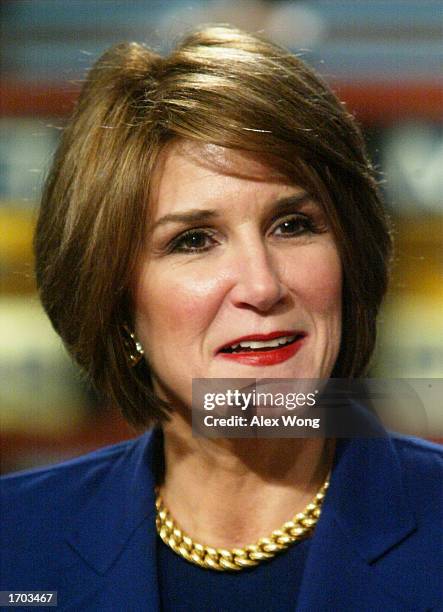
[1,0,442,473]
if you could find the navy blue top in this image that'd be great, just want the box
[157,535,311,611]
[2,430,443,610]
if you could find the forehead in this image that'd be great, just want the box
[149,140,298,218]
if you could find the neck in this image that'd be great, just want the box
[158,410,334,549]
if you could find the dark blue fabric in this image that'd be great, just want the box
[1,428,442,611]
[157,534,310,612]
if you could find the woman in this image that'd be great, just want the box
[1,26,441,611]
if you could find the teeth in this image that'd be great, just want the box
[229,335,296,350]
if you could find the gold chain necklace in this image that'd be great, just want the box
[155,474,330,571]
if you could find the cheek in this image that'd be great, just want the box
[284,244,342,316]
[308,266,342,316]
[135,264,226,338]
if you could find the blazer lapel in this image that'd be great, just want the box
[65,428,163,611]
[297,436,426,611]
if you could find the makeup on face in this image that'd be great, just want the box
[134,140,342,407]
[216,331,307,366]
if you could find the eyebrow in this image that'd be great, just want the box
[150,192,312,232]
[150,208,219,232]
[267,192,314,222]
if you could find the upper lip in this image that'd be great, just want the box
[216,330,305,353]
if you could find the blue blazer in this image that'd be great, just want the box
[1,428,442,611]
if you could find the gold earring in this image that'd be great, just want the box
[122,325,144,367]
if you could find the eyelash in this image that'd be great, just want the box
[168,228,218,254]
[167,214,324,254]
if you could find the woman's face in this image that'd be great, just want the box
[134,140,342,407]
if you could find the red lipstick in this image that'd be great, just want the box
[217,331,306,366]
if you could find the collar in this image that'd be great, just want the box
[65,428,422,607]
[327,435,416,563]
[297,434,422,610]
[66,427,163,575]
[66,427,415,568]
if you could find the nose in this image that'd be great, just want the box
[228,240,287,312]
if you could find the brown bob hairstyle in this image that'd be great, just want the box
[35,25,392,428]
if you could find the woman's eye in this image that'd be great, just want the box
[272,215,314,237]
[169,229,216,253]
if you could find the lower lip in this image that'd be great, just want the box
[217,337,305,366]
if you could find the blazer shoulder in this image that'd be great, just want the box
[390,433,443,464]
[390,434,443,514]
[0,435,145,507]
